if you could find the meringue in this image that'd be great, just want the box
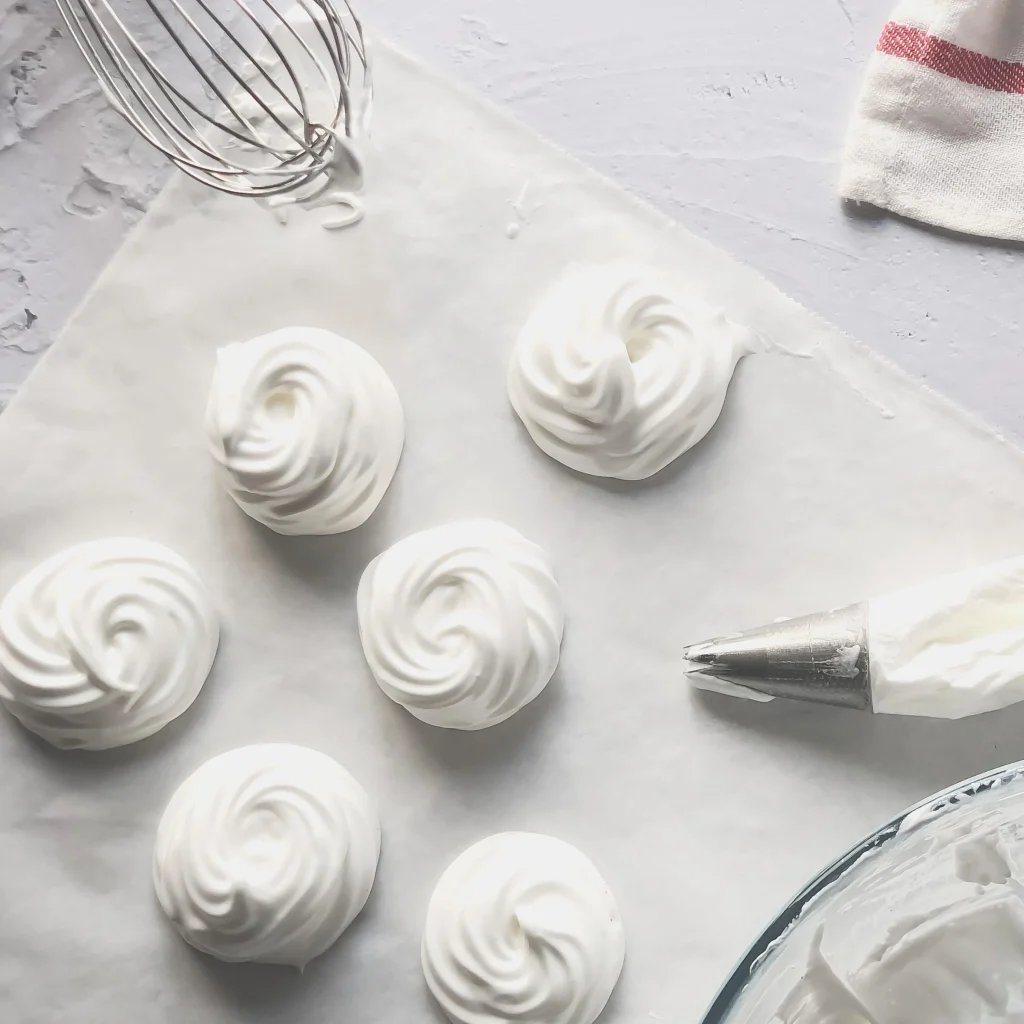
[507,262,756,480]
[206,326,404,535]
[356,520,564,730]
[869,555,1024,718]
[422,832,626,1024]
[152,744,381,967]
[778,819,1024,1024]
[0,538,218,750]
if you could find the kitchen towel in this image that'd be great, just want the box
[840,0,1024,240]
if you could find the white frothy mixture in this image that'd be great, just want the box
[869,556,1024,718]
[775,794,1024,1023]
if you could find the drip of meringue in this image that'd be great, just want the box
[507,262,757,480]
[356,520,564,730]
[0,538,218,750]
[206,326,404,535]
[422,832,626,1024]
[152,744,381,967]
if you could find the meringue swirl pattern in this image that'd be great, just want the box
[508,262,757,480]
[206,326,405,535]
[153,744,381,967]
[357,520,564,730]
[422,832,626,1024]
[0,539,218,750]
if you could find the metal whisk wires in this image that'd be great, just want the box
[55,0,371,198]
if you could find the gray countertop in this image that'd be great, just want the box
[2,0,1021,437]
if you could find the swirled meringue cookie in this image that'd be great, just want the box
[206,326,404,535]
[153,744,381,967]
[422,832,626,1024]
[508,262,758,480]
[0,539,218,750]
[357,520,563,730]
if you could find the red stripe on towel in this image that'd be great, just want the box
[877,21,1024,94]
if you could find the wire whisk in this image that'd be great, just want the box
[56,0,372,198]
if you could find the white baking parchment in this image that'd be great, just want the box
[4,39,1024,1024]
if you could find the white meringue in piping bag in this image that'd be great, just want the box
[206,326,404,535]
[0,538,218,750]
[357,520,564,730]
[508,262,757,480]
[422,832,626,1024]
[153,744,381,967]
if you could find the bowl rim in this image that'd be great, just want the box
[698,757,1024,1023]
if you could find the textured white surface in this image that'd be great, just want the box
[5,38,1024,1021]
[1,0,1022,439]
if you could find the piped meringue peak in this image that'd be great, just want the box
[206,326,404,535]
[508,262,756,480]
[153,744,381,967]
[357,520,564,730]
[0,538,218,750]
[422,832,626,1024]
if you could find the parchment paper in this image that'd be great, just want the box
[3,40,1024,1024]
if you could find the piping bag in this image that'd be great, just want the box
[684,556,1024,719]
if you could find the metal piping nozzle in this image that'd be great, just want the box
[684,602,872,711]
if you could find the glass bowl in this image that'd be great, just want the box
[699,759,1024,1023]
